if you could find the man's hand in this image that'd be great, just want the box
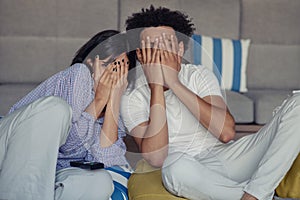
[136,36,164,87]
[160,34,184,89]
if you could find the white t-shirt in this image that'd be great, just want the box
[120,64,224,156]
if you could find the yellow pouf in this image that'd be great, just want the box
[276,153,300,198]
[128,160,187,200]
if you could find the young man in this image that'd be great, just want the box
[121,6,300,200]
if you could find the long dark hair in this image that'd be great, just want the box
[71,30,128,66]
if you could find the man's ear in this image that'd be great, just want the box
[178,41,184,57]
[136,48,143,63]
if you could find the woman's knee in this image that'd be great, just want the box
[55,169,114,200]
[90,170,114,199]
[40,96,72,118]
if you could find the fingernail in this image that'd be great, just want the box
[147,36,150,40]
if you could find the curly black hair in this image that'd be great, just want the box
[126,5,195,48]
[125,5,195,68]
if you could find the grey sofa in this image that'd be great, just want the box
[1,0,299,126]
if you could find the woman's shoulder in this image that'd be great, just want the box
[64,63,92,79]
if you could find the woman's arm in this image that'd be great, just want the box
[100,57,128,147]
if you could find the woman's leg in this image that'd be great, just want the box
[55,167,114,200]
[0,96,72,200]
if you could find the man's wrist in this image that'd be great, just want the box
[149,83,164,91]
[168,79,182,91]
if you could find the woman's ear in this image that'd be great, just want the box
[85,58,93,68]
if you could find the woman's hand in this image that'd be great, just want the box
[109,54,129,102]
[137,36,164,88]
[94,61,114,105]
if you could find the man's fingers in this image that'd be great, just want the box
[151,38,159,63]
[155,48,161,64]
[141,40,146,63]
[159,42,165,64]
[163,33,172,53]
[171,35,178,54]
[159,36,168,59]
[146,36,151,63]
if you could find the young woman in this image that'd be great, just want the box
[0,30,131,200]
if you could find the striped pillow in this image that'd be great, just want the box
[106,165,132,200]
[192,35,250,92]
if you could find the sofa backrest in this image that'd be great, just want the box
[0,0,119,84]
[0,0,299,89]
[119,0,241,39]
[241,0,300,90]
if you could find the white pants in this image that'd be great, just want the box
[0,96,114,200]
[162,94,300,200]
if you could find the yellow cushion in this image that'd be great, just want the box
[276,153,300,198]
[128,160,187,200]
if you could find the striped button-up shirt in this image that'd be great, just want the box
[9,64,128,170]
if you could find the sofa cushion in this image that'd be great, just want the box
[192,35,250,92]
[0,83,38,115]
[276,153,300,198]
[245,90,292,124]
[128,160,186,200]
[225,90,254,123]
[246,44,300,90]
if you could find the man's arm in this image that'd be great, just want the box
[130,84,169,167]
[160,34,235,142]
[130,38,169,167]
[171,83,235,143]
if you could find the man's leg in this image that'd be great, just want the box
[55,167,114,200]
[0,96,72,200]
[162,152,246,200]
[242,94,300,199]
[202,93,300,200]
[162,94,300,200]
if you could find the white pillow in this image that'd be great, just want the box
[192,34,250,92]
